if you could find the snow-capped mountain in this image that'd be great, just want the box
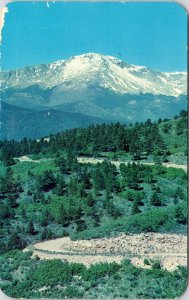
[1,53,187,139]
[1,53,186,97]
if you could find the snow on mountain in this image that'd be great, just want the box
[0,53,187,97]
[1,53,187,139]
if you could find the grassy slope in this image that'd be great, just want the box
[159,117,187,163]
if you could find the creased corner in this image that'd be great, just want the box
[0,6,8,44]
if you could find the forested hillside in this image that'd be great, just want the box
[0,111,187,298]
[1,109,187,165]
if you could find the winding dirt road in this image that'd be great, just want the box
[77,157,187,172]
[25,233,187,271]
[17,155,187,172]
[16,156,52,163]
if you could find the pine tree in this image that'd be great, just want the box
[27,220,35,235]
[58,204,68,225]
[153,152,162,166]
[175,187,184,200]
[127,191,134,201]
[40,170,56,191]
[1,146,15,166]
[7,233,24,250]
[77,183,87,198]
[86,193,95,207]
[150,192,162,206]
[21,208,26,219]
[56,156,67,174]
[131,199,141,215]
[41,228,53,240]
[80,168,91,189]
[92,168,103,194]
[7,194,18,209]
[175,205,187,224]
[55,176,66,195]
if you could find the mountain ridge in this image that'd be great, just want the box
[1,53,187,140]
[0,53,187,97]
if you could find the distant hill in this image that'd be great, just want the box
[1,102,105,140]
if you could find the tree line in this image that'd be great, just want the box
[1,110,187,165]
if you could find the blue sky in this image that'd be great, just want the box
[1,1,187,72]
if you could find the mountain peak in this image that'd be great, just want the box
[1,52,187,136]
[0,53,187,97]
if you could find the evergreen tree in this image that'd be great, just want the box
[56,156,67,174]
[80,168,91,189]
[163,123,171,134]
[173,194,179,205]
[58,203,68,225]
[175,187,184,200]
[92,168,104,194]
[67,176,79,195]
[153,152,162,166]
[27,220,35,235]
[131,199,141,215]
[176,119,185,135]
[86,193,95,207]
[55,176,66,196]
[7,194,18,209]
[40,170,56,191]
[0,203,14,220]
[175,204,187,224]
[1,145,15,166]
[21,208,26,219]
[7,233,24,250]
[126,191,134,201]
[41,228,53,240]
[77,183,87,198]
[150,192,162,206]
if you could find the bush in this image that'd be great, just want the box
[72,204,181,240]
[30,260,72,287]
[83,262,120,281]
[152,260,161,270]
[0,250,187,299]
[144,258,150,265]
